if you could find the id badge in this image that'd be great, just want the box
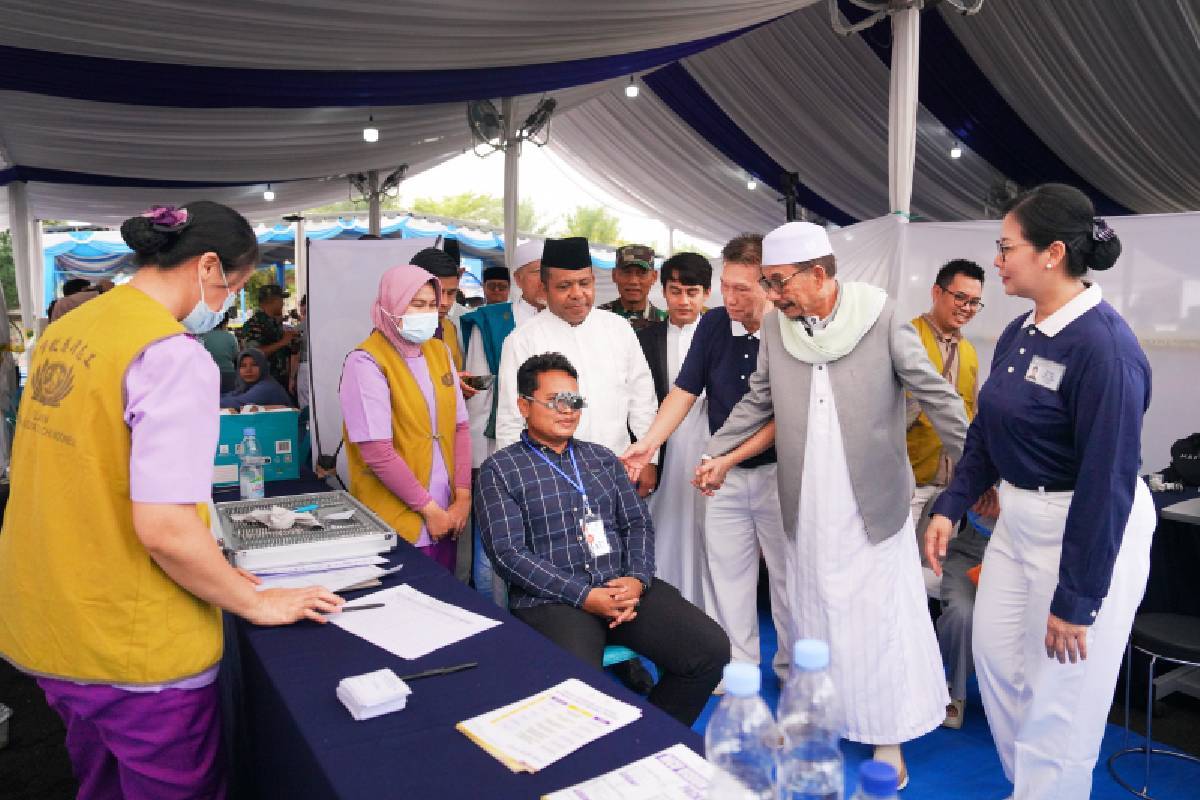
[1025,355,1065,391]
[581,511,612,557]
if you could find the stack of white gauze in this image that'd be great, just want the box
[336,668,412,721]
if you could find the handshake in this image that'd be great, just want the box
[619,441,731,497]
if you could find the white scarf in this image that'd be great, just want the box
[777,282,888,364]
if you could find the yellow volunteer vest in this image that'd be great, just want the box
[0,285,222,684]
[441,317,464,372]
[907,315,979,485]
[345,332,458,543]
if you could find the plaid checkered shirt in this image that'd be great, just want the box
[475,431,655,609]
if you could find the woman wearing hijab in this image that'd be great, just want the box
[220,348,294,409]
[0,202,342,799]
[340,265,471,571]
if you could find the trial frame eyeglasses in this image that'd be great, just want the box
[936,285,985,311]
[521,392,588,413]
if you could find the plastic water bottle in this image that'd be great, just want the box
[704,662,779,800]
[776,640,844,800]
[239,427,265,500]
[849,761,899,800]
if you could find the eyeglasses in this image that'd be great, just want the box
[757,269,806,293]
[937,286,985,311]
[995,240,1036,263]
[521,392,587,413]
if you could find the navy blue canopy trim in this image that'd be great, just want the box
[0,27,759,109]
[841,2,1130,215]
[643,62,856,226]
[0,165,274,188]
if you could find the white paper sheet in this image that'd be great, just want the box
[330,584,501,659]
[543,743,711,800]
[458,678,642,773]
[256,565,391,593]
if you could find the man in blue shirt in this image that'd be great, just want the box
[622,234,793,681]
[476,352,729,725]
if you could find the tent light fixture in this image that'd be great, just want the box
[625,77,639,99]
[747,178,758,191]
[950,141,963,159]
[363,114,379,143]
[263,183,275,201]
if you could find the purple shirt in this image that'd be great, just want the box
[340,350,467,546]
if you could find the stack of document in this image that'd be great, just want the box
[330,584,501,659]
[336,668,412,721]
[457,679,642,773]
[543,743,711,799]
[253,556,399,593]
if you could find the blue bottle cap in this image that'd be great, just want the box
[722,662,761,696]
[792,639,830,671]
[243,427,256,437]
[858,760,899,796]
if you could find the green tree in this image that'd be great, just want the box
[561,205,622,246]
[0,231,18,310]
[409,192,548,235]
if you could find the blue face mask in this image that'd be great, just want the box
[395,311,439,344]
[182,262,235,335]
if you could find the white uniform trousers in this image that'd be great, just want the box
[704,463,792,674]
[910,483,944,599]
[974,479,1155,800]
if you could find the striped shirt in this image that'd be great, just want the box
[475,432,655,609]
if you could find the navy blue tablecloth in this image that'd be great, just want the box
[220,519,702,799]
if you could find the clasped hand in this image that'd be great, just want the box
[583,577,644,629]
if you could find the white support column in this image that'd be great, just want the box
[887,6,920,217]
[293,216,308,299]
[6,182,36,334]
[501,97,519,269]
[367,170,381,236]
[30,215,45,315]
[666,225,676,257]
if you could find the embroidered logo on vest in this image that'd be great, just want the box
[29,361,75,407]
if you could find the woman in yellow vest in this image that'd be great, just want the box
[339,264,471,571]
[0,202,343,799]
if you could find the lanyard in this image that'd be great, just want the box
[524,440,589,509]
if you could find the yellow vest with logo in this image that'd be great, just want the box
[345,331,458,543]
[441,317,464,372]
[907,315,979,485]
[0,285,222,684]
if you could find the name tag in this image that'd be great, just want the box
[581,511,611,557]
[1025,355,1065,391]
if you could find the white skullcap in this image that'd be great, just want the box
[761,221,833,267]
[513,239,544,268]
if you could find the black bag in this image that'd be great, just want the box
[1169,433,1200,486]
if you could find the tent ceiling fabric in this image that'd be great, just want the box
[547,86,784,244]
[0,1,816,69]
[940,0,1200,214]
[681,6,1000,222]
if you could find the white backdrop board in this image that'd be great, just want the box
[306,238,436,482]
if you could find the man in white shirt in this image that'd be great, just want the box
[495,237,657,457]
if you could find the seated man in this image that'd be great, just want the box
[476,352,729,725]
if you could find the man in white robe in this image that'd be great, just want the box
[633,253,713,613]
[698,222,970,787]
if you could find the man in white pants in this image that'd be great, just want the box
[623,234,792,681]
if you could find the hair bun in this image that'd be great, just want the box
[1088,235,1121,271]
[120,215,171,256]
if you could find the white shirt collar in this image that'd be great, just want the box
[1025,283,1102,337]
[730,318,760,339]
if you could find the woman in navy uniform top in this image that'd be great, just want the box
[926,183,1155,800]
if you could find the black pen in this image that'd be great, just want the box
[339,603,385,613]
[396,662,479,682]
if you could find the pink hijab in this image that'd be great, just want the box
[371,265,442,356]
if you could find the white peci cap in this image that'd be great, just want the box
[761,221,833,267]
[513,239,544,268]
